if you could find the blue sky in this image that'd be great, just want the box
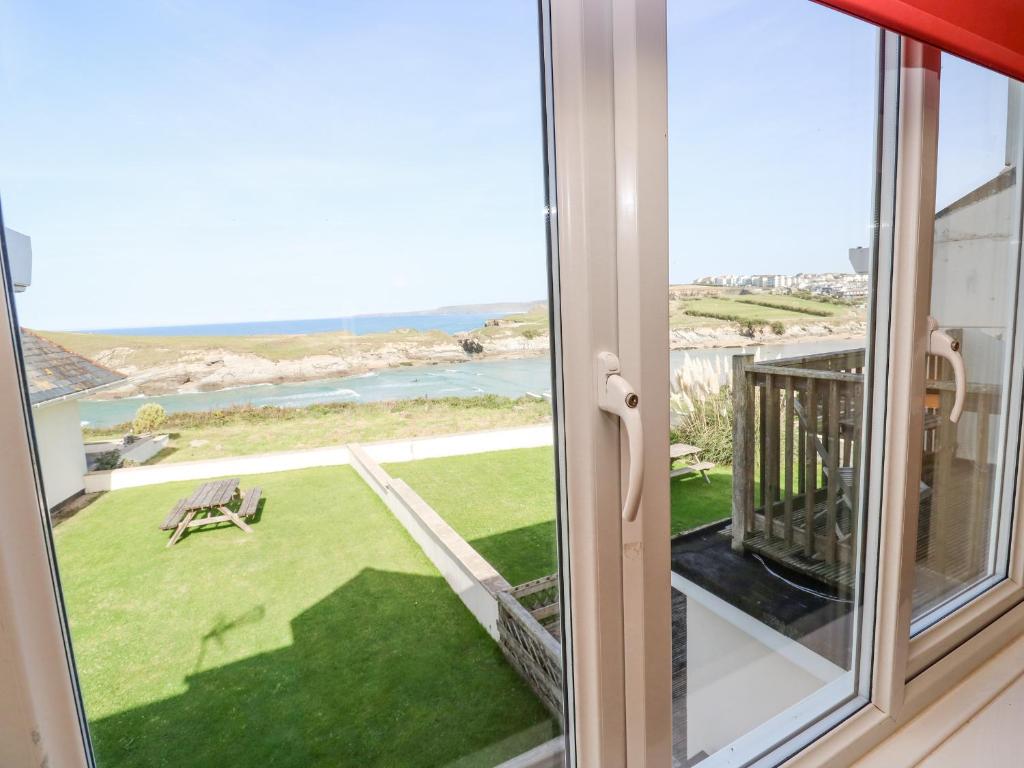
[1,1,1013,330]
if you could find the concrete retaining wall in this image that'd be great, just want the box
[347,443,511,640]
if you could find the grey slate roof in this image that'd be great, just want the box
[20,330,125,406]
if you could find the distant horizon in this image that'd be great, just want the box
[40,301,541,336]
[32,272,871,334]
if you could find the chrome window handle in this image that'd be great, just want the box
[927,315,966,423]
[597,352,644,521]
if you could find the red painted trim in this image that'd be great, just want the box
[813,0,1024,81]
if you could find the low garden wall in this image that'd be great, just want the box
[348,442,565,726]
[347,443,511,640]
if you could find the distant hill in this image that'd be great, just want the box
[431,301,546,315]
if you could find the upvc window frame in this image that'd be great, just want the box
[4,3,1024,768]
[788,34,1024,768]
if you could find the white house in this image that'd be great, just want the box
[7,228,125,509]
[21,330,125,509]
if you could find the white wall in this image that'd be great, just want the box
[932,173,1016,462]
[32,401,85,508]
[680,577,845,761]
[3,228,31,293]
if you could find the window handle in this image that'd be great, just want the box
[597,352,644,522]
[927,316,966,423]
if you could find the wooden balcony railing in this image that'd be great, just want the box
[731,349,865,591]
[730,341,1001,595]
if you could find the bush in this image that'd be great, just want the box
[770,320,785,335]
[94,450,122,471]
[132,403,167,434]
[738,321,763,338]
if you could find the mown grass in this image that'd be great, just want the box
[387,447,737,584]
[668,294,863,331]
[733,295,846,317]
[53,466,556,767]
[679,297,812,323]
[84,396,552,465]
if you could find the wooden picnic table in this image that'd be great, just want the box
[160,478,263,547]
[670,442,715,483]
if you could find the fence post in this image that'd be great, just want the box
[732,353,755,553]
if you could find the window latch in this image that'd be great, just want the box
[597,352,644,522]
[927,315,966,423]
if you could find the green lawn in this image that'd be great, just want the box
[387,447,736,586]
[732,295,848,317]
[679,297,814,322]
[54,466,555,767]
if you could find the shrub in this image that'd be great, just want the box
[132,403,167,434]
[94,450,122,470]
[738,321,763,338]
[770,320,785,335]
[522,329,539,340]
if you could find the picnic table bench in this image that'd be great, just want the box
[160,478,263,546]
[670,442,715,483]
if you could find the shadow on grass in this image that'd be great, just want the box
[90,568,555,768]
[193,606,267,673]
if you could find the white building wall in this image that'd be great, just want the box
[4,228,32,292]
[32,400,86,508]
[931,173,1015,461]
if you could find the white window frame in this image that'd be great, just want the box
[0,223,93,766]
[3,3,1024,767]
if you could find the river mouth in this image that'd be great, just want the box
[80,338,863,430]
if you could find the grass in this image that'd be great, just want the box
[679,297,813,323]
[733,295,847,317]
[387,447,738,585]
[84,396,552,465]
[53,466,556,767]
[668,294,864,331]
[387,447,558,586]
[670,466,745,536]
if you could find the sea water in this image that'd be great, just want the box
[79,338,861,429]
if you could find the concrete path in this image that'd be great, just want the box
[84,424,554,492]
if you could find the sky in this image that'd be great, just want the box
[0,0,1014,331]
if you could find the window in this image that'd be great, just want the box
[910,54,1024,632]
[4,3,1024,768]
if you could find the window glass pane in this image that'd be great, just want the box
[3,3,568,765]
[911,54,1024,630]
[666,2,882,763]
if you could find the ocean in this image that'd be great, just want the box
[78,338,862,429]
